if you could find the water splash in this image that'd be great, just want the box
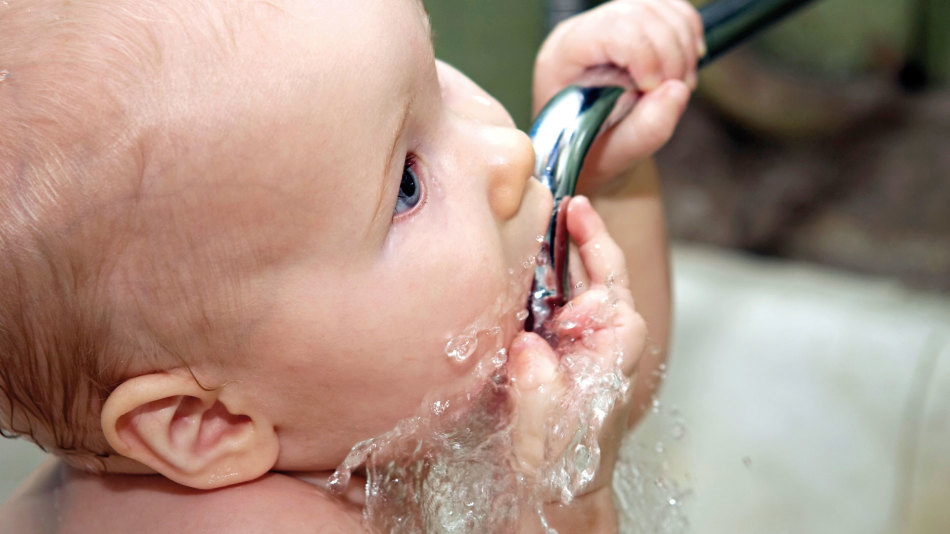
[331,378,527,533]
[445,332,478,363]
[613,397,692,534]
[329,277,689,533]
[490,348,508,367]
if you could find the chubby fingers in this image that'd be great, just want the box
[534,0,703,111]
[562,197,646,376]
[580,77,691,182]
[566,196,630,291]
[553,286,647,377]
[612,0,703,90]
[645,0,705,85]
[509,332,563,473]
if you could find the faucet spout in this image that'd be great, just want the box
[525,85,624,335]
[525,0,819,337]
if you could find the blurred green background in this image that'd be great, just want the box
[425,0,945,128]
[425,0,546,129]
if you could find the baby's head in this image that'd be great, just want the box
[0,0,552,488]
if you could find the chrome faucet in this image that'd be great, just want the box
[526,0,818,336]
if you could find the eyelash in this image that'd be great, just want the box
[393,153,425,219]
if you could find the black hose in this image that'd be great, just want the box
[698,0,819,67]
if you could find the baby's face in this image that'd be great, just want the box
[161,0,554,468]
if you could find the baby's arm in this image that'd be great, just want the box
[532,0,703,425]
[590,163,671,426]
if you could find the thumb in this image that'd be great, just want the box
[508,332,562,474]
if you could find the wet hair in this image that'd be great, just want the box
[0,2,129,465]
[0,0,244,466]
[0,129,123,463]
[0,214,123,463]
[0,0,313,470]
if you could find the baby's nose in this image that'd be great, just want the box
[485,127,535,220]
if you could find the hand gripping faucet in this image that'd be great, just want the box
[526,0,818,336]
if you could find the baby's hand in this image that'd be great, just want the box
[509,197,647,505]
[533,0,703,193]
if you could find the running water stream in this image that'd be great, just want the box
[327,263,690,533]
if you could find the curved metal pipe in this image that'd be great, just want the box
[526,0,819,335]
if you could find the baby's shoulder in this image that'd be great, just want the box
[182,473,365,534]
[2,465,364,534]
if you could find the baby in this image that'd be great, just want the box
[0,0,701,531]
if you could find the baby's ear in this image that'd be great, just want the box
[100,371,279,490]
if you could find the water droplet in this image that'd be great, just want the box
[431,400,450,415]
[670,423,686,440]
[516,309,529,321]
[574,281,585,290]
[573,444,591,470]
[655,441,665,454]
[444,334,477,362]
[609,372,624,391]
[0,70,9,82]
[491,368,506,384]
[326,470,348,494]
[491,348,508,367]
[536,234,545,243]
[485,326,502,339]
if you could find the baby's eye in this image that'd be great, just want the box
[394,155,423,215]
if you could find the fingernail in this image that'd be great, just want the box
[571,195,591,212]
[567,195,600,239]
[640,74,661,92]
[697,39,707,58]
